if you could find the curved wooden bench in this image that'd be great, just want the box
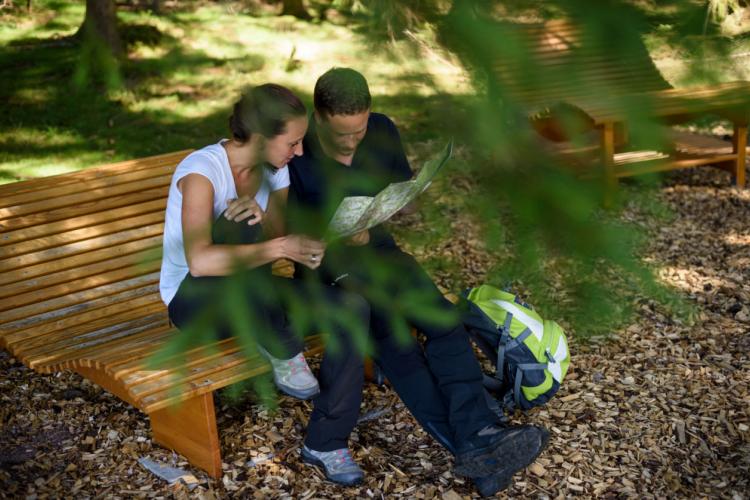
[470,18,750,188]
[0,151,324,478]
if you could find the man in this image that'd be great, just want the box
[288,67,549,495]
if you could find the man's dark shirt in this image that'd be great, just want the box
[287,112,412,247]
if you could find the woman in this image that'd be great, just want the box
[159,84,366,485]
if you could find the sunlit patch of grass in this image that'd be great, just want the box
[10,87,55,105]
[0,1,82,45]
[0,126,97,182]
[0,126,83,151]
[129,44,170,60]
[0,153,105,182]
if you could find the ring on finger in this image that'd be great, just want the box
[310,254,319,262]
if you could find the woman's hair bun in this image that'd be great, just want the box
[228,84,306,143]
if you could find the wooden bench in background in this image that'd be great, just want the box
[0,151,324,478]
[484,19,750,190]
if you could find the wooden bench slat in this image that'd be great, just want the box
[24,314,168,363]
[126,350,255,400]
[138,362,270,412]
[0,175,170,221]
[29,326,169,372]
[0,188,168,233]
[509,52,663,72]
[614,153,739,177]
[0,164,175,210]
[22,302,170,358]
[575,84,750,124]
[0,223,164,274]
[0,248,156,301]
[77,328,179,369]
[1,289,161,345]
[116,339,249,385]
[1,198,166,247]
[6,302,167,360]
[494,69,668,93]
[1,262,161,315]
[0,150,190,198]
[24,320,171,371]
[0,273,159,326]
[497,71,668,90]
[105,338,239,378]
[4,212,165,258]
[0,235,162,287]
[139,340,326,413]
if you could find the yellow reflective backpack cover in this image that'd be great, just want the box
[462,285,570,411]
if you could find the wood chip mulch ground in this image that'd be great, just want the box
[1,162,749,499]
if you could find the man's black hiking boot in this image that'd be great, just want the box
[454,424,550,480]
[473,471,514,497]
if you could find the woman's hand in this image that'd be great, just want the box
[282,235,326,269]
[225,196,264,225]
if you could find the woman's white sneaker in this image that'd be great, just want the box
[257,346,320,400]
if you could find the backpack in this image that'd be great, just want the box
[461,284,570,411]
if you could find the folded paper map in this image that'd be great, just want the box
[326,140,453,240]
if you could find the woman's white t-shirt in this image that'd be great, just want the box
[159,140,290,305]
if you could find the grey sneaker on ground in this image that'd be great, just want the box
[301,445,364,486]
[454,424,550,479]
[257,346,320,400]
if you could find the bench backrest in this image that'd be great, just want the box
[0,151,189,373]
[488,19,672,112]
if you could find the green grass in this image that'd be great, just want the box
[0,0,472,183]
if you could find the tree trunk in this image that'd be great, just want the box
[281,0,311,20]
[76,0,123,57]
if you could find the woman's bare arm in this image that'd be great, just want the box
[180,174,284,276]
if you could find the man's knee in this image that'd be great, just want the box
[376,343,427,379]
[339,291,370,321]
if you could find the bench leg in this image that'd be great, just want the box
[732,123,747,188]
[599,122,617,206]
[149,393,222,479]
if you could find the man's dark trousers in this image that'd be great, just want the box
[316,241,500,452]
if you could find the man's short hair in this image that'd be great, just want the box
[314,67,371,117]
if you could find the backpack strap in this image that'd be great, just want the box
[483,374,504,392]
[494,313,514,384]
[504,327,532,352]
[513,362,549,408]
[513,367,524,409]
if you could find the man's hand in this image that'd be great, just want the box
[345,229,370,246]
[225,196,264,225]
